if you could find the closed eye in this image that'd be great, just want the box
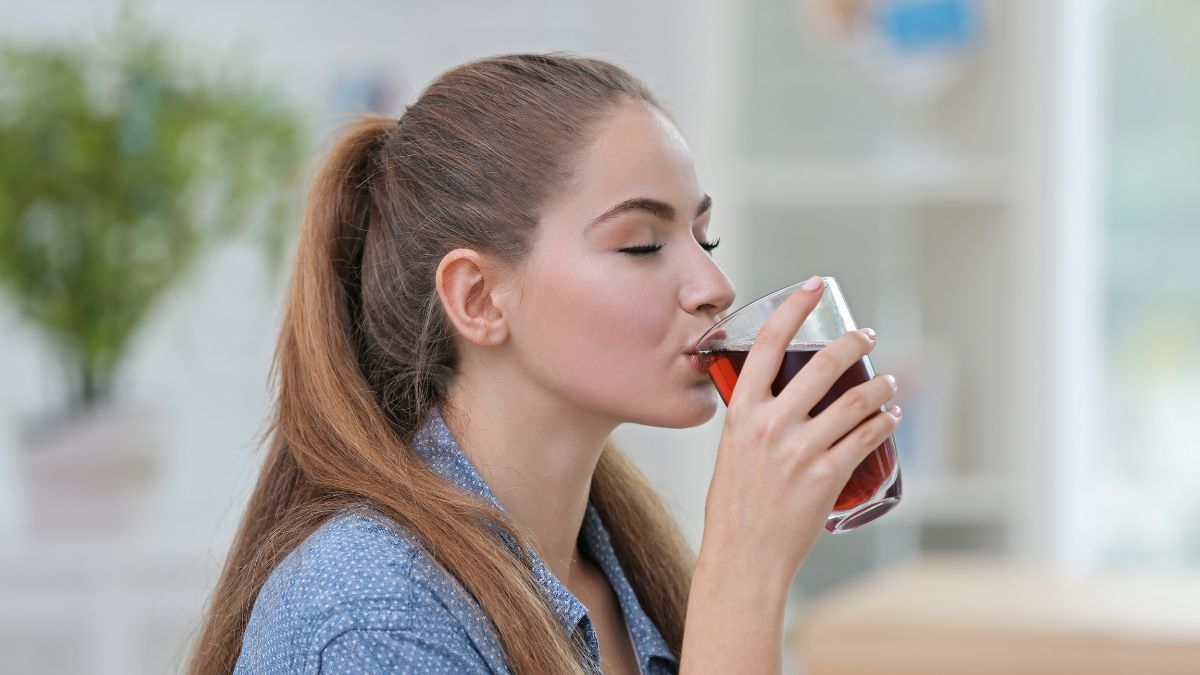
[620,237,721,257]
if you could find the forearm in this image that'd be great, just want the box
[678,541,795,675]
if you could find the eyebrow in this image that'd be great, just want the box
[584,194,712,234]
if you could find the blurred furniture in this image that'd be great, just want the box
[0,541,217,675]
[686,0,1069,609]
[793,554,1200,675]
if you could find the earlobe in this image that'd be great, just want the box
[435,248,509,347]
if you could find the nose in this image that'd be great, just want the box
[683,257,736,323]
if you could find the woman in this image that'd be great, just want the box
[188,52,901,675]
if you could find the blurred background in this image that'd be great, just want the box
[1,0,1197,673]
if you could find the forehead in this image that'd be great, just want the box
[541,100,701,227]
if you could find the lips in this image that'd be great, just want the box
[685,328,727,354]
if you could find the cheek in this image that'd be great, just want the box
[519,256,671,402]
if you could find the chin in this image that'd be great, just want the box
[628,389,720,429]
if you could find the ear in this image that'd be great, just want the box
[435,248,514,348]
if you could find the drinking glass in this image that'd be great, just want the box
[696,276,902,532]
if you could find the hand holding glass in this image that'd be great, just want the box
[696,276,902,532]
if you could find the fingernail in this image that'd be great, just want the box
[859,327,876,341]
[887,405,902,418]
[801,275,823,292]
[884,373,897,390]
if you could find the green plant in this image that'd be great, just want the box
[0,3,310,417]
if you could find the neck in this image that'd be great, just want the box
[443,360,619,588]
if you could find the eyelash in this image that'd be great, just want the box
[620,237,721,257]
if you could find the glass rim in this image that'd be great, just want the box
[698,275,834,346]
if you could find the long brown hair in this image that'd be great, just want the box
[186,53,696,674]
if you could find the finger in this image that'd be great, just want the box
[774,327,876,420]
[730,276,826,407]
[826,404,902,478]
[801,371,897,452]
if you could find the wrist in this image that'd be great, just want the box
[694,536,795,613]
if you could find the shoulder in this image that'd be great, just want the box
[234,508,500,674]
[245,508,424,631]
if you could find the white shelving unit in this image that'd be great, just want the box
[678,0,1062,613]
[730,156,1011,206]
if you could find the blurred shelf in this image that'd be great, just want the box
[887,473,1009,526]
[0,539,218,578]
[726,156,1012,206]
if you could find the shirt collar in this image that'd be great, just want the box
[412,403,679,672]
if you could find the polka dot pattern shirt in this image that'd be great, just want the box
[233,403,680,674]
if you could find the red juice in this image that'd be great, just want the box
[700,344,900,518]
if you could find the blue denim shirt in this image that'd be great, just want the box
[233,403,680,674]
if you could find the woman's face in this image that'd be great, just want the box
[507,99,737,429]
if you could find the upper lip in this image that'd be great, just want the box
[685,315,730,354]
[685,329,724,355]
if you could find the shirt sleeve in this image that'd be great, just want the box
[317,626,493,674]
